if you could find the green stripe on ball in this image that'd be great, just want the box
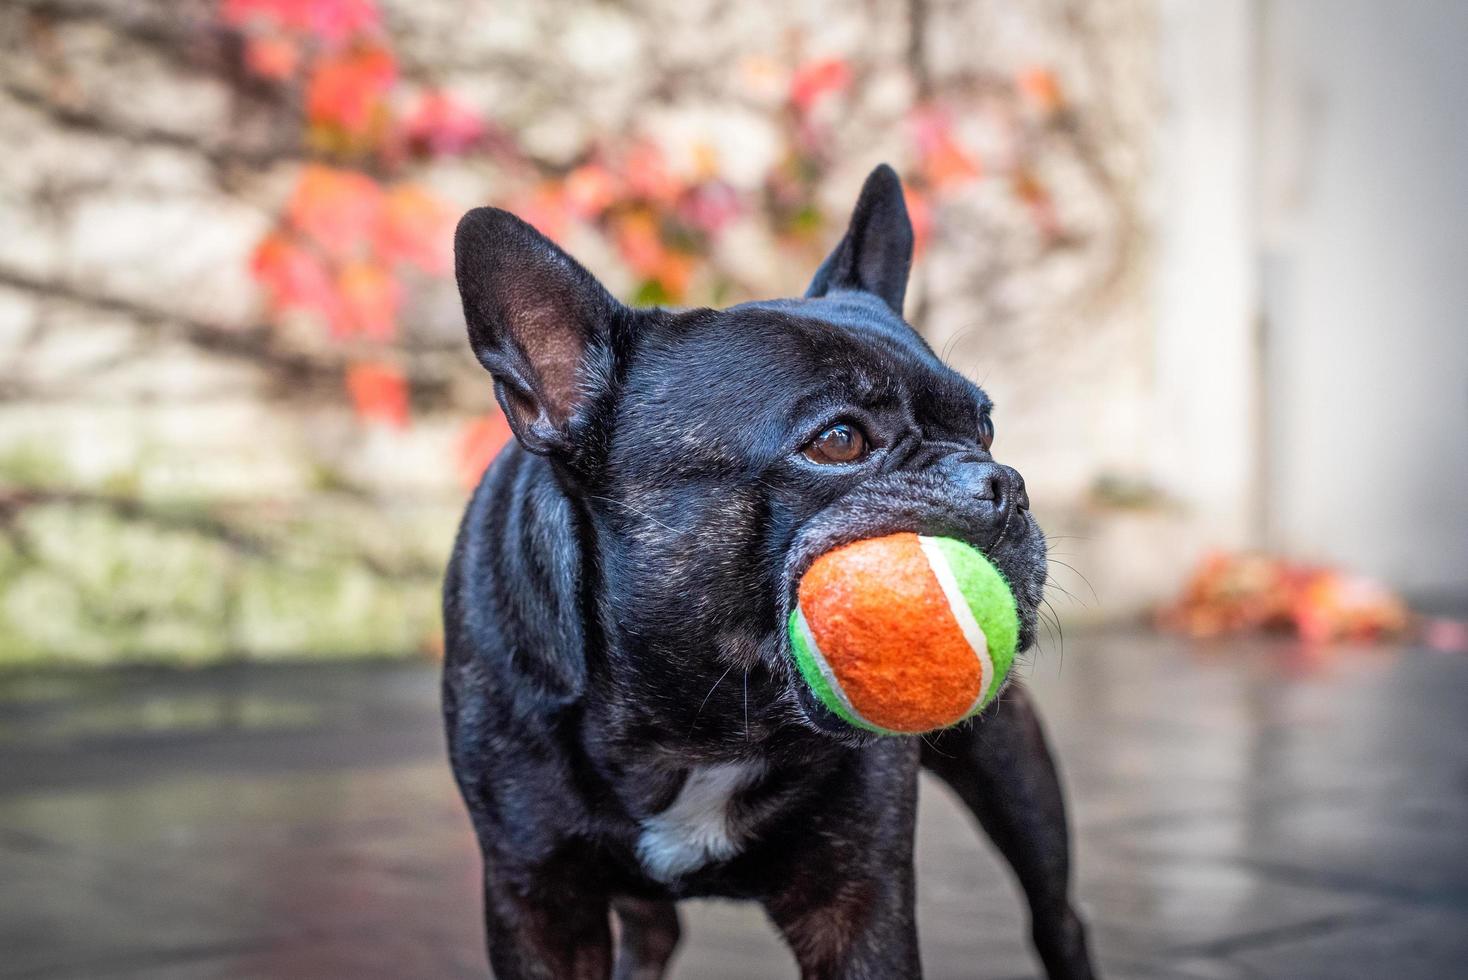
[928,536,1021,708]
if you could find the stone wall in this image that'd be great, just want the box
[0,0,1169,666]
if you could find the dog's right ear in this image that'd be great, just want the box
[806,163,914,316]
[455,207,626,457]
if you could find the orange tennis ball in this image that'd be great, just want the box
[788,532,1019,734]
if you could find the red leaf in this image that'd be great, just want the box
[789,58,851,113]
[250,231,340,324]
[346,361,409,427]
[287,165,383,257]
[223,0,381,45]
[306,44,397,136]
[402,91,486,157]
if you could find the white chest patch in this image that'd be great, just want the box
[636,761,765,883]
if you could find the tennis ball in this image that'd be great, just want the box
[788,532,1019,735]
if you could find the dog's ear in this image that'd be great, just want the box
[455,207,626,456]
[806,164,915,316]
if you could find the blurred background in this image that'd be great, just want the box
[1,1,1465,978]
[0,0,1464,665]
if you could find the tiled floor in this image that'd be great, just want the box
[1,630,1465,978]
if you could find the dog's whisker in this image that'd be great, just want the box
[1044,578,1089,609]
[690,662,738,735]
[587,496,691,538]
[1044,557,1099,603]
[919,731,955,759]
[1039,596,1066,673]
[742,669,750,743]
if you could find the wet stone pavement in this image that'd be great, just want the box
[1,629,1466,979]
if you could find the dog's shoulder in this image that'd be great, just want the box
[444,442,589,709]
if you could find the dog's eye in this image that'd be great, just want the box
[803,423,869,465]
[978,413,995,450]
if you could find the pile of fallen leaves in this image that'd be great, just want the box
[1157,552,1411,643]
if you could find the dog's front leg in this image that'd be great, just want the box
[611,896,680,980]
[765,864,920,980]
[920,682,1097,980]
[762,742,923,980]
[480,862,613,980]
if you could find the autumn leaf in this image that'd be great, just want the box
[563,162,620,219]
[287,165,383,257]
[909,106,982,192]
[903,185,934,256]
[306,43,397,137]
[337,260,400,339]
[378,183,453,274]
[346,361,409,427]
[224,0,381,44]
[1017,66,1065,116]
[402,91,486,157]
[789,58,852,113]
[677,180,741,236]
[243,35,299,79]
[622,141,682,205]
[611,208,693,298]
[512,182,572,244]
[250,231,340,324]
[457,413,513,487]
[1012,168,1060,239]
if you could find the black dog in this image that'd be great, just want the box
[444,164,1096,980]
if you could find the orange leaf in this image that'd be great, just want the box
[563,163,620,219]
[909,106,981,191]
[378,183,453,274]
[457,413,513,487]
[1012,169,1060,239]
[611,210,666,278]
[336,261,399,339]
[306,43,397,136]
[287,165,383,257]
[512,182,572,244]
[346,361,409,427]
[244,35,299,79]
[1017,66,1065,115]
[903,185,933,257]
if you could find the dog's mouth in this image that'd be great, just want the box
[776,508,1045,740]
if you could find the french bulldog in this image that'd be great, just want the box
[444,164,1097,979]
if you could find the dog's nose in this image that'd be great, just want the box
[952,460,1028,527]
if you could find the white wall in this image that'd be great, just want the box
[1153,0,1260,547]
[1258,0,1468,598]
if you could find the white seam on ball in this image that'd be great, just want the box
[918,536,995,718]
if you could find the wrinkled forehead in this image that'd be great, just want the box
[620,294,981,449]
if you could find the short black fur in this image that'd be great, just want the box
[444,164,1097,979]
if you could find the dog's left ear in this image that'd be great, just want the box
[806,163,915,316]
[455,207,628,457]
